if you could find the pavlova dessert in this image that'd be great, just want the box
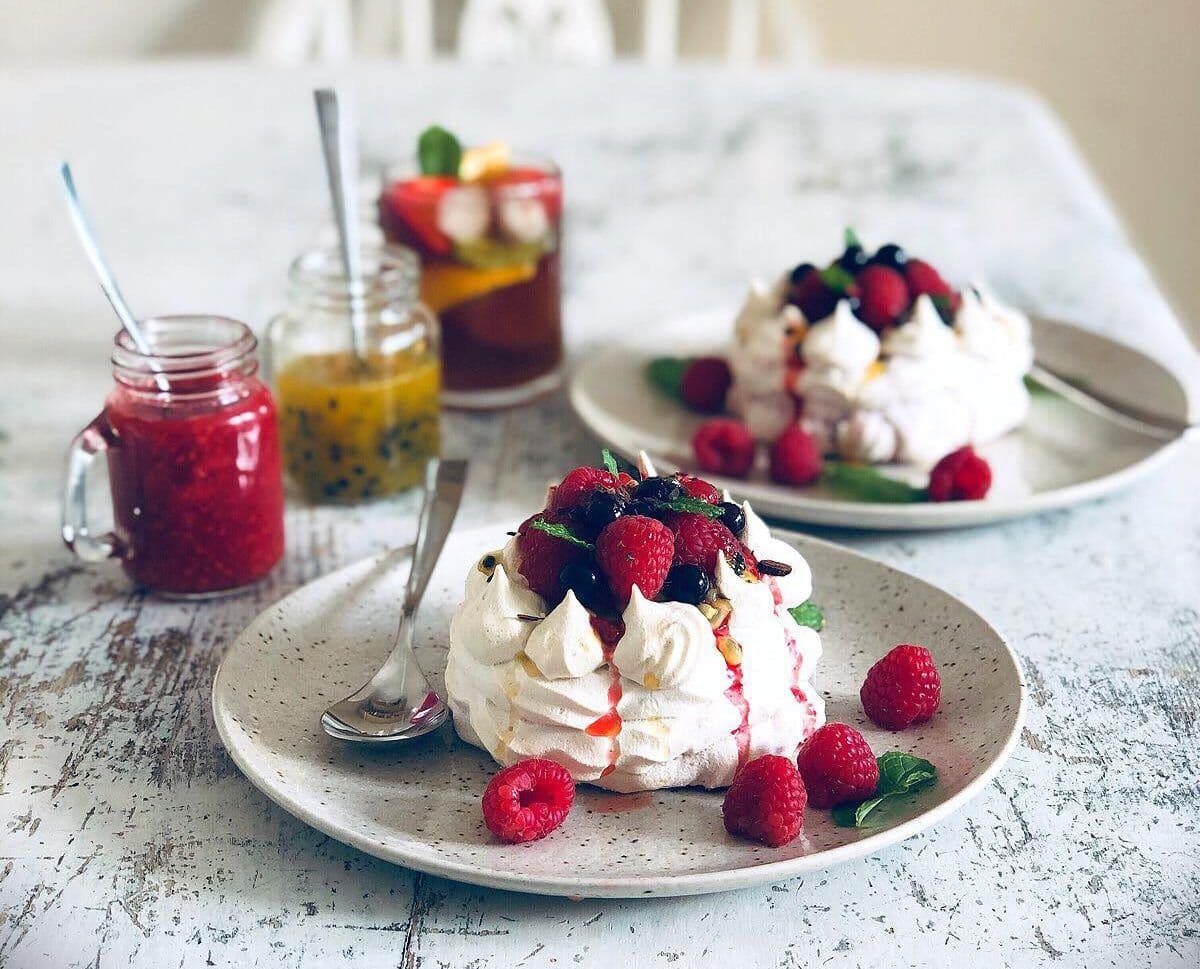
[726,233,1033,466]
[446,453,825,793]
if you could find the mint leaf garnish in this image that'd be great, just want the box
[843,227,862,250]
[418,125,463,176]
[601,449,619,475]
[833,752,938,827]
[823,462,929,504]
[820,264,856,294]
[1023,374,1055,397]
[645,356,693,403]
[529,518,594,551]
[658,497,723,518]
[876,751,937,794]
[788,601,824,631]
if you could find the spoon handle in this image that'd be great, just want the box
[58,163,153,357]
[1028,362,1196,441]
[313,89,368,361]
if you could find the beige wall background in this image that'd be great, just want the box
[1,0,1196,334]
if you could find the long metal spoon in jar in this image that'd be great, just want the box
[58,161,169,391]
[321,458,466,743]
[312,87,369,365]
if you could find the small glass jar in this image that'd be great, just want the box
[378,154,562,409]
[62,316,286,597]
[265,244,441,503]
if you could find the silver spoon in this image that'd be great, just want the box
[321,459,467,743]
[313,88,369,363]
[58,161,169,389]
[1027,360,1198,443]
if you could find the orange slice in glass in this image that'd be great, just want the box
[419,261,536,314]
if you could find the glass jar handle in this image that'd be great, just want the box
[61,413,122,562]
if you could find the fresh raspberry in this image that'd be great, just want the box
[769,424,823,486]
[722,754,807,847]
[677,473,721,504]
[903,258,953,302]
[481,758,575,844]
[854,264,909,332]
[671,512,744,576]
[861,644,942,731]
[680,357,733,414]
[515,513,580,600]
[796,723,879,808]
[595,515,675,605]
[549,466,624,514]
[927,445,992,501]
[692,418,756,478]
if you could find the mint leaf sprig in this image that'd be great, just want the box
[529,518,594,551]
[823,462,929,504]
[832,752,938,827]
[788,601,824,631]
[418,125,463,176]
[658,497,723,518]
[645,356,693,404]
[601,448,620,475]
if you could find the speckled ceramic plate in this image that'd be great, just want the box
[212,524,1024,898]
[570,309,1192,529]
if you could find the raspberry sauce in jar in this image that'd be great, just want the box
[62,316,285,597]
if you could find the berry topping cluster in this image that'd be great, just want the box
[787,229,960,332]
[515,453,756,612]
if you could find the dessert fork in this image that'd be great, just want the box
[321,458,466,743]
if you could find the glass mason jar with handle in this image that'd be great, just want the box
[62,315,286,598]
[264,243,441,504]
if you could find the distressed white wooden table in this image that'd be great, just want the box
[1,62,1197,969]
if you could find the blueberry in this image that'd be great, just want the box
[718,501,745,535]
[871,243,907,271]
[789,262,817,285]
[632,476,684,504]
[623,499,662,519]
[583,492,624,532]
[559,560,607,612]
[661,564,710,605]
[837,245,869,273]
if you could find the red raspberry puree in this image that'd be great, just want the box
[105,318,284,596]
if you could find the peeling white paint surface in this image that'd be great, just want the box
[1,62,1198,968]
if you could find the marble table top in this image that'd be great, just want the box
[1,60,1197,969]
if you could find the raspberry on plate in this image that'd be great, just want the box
[692,418,756,478]
[722,754,807,847]
[680,357,733,414]
[796,723,879,808]
[671,512,744,576]
[481,758,575,844]
[677,473,721,504]
[861,644,941,731]
[769,424,823,486]
[595,515,675,604]
[854,264,909,332]
[928,446,992,501]
[515,513,581,601]
[549,466,626,514]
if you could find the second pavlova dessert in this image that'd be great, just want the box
[446,454,825,792]
[728,233,1033,466]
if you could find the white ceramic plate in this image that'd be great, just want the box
[212,524,1025,898]
[569,310,1191,529]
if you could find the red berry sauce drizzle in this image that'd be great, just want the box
[586,616,625,778]
[764,576,821,737]
[714,615,751,771]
